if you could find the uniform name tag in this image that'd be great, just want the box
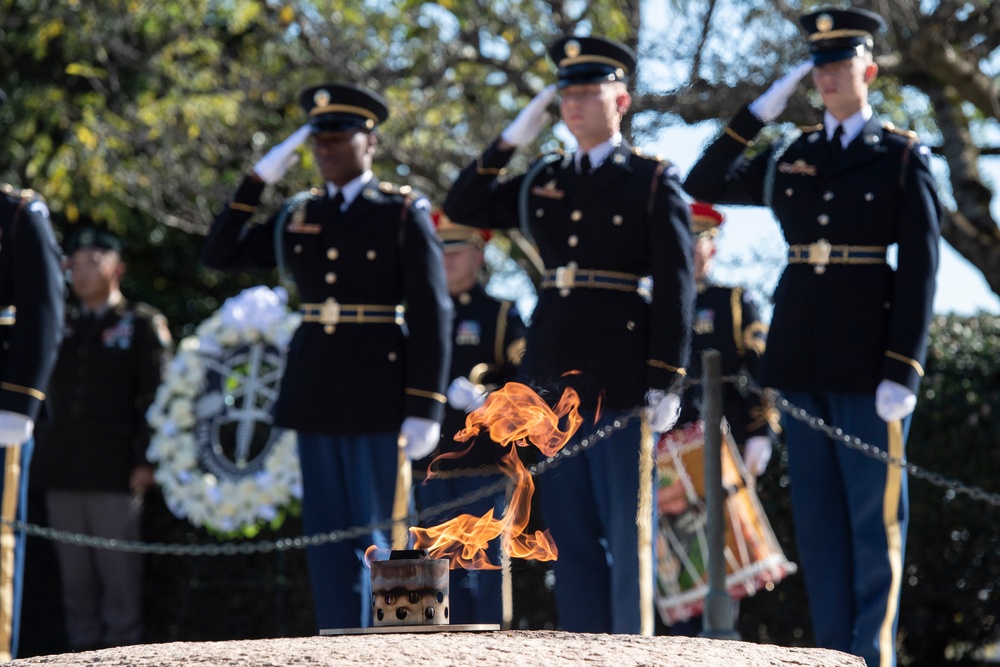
[287,208,321,233]
[286,222,322,234]
[777,160,817,176]
[531,180,565,199]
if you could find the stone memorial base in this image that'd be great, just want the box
[7,630,865,666]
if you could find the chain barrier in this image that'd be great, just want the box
[9,375,998,555]
[731,376,1000,507]
[0,408,644,556]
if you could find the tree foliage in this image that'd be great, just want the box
[3,1,1000,662]
[0,0,639,332]
[635,0,1000,297]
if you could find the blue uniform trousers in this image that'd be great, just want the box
[783,391,909,667]
[296,432,398,630]
[414,473,505,624]
[538,416,653,634]
[0,439,32,660]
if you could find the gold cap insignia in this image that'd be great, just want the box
[564,39,581,58]
[313,89,331,108]
[816,13,834,32]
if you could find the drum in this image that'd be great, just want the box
[655,419,796,625]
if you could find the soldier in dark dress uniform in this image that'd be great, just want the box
[201,83,452,630]
[0,167,64,659]
[678,203,775,475]
[411,212,527,625]
[683,9,941,666]
[33,227,169,650]
[659,202,776,637]
[443,36,694,634]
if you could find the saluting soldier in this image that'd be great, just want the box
[411,212,528,625]
[683,9,941,666]
[0,103,64,658]
[201,83,452,630]
[443,36,694,635]
[33,227,170,651]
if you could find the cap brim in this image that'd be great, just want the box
[309,115,371,133]
[557,63,624,89]
[441,239,484,251]
[811,47,863,65]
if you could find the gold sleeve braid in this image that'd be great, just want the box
[724,126,754,147]
[405,388,447,404]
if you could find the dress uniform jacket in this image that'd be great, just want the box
[680,283,772,446]
[201,176,452,434]
[34,299,168,492]
[415,284,527,475]
[443,140,693,412]
[0,183,62,661]
[684,107,941,395]
[0,185,62,421]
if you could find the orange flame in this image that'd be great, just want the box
[364,544,390,568]
[409,382,585,570]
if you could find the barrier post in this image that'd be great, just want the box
[700,349,740,639]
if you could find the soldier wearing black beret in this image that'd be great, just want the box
[34,226,169,651]
[202,82,452,630]
[0,87,64,660]
[443,35,694,634]
[683,8,941,666]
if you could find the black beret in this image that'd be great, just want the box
[548,36,636,89]
[298,82,389,133]
[64,226,123,255]
[801,7,886,65]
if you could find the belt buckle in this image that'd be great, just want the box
[555,263,577,296]
[807,239,832,274]
[319,297,341,330]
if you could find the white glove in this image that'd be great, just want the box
[446,376,488,412]
[252,124,311,184]
[645,390,681,433]
[743,436,773,477]
[876,379,917,422]
[500,84,557,147]
[0,410,34,446]
[748,61,814,123]
[399,417,441,461]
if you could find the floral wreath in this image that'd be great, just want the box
[146,286,303,538]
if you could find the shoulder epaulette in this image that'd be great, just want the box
[631,146,673,166]
[882,122,918,141]
[283,188,322,214]
[133,302,165,319]
[377,181,415,196]
[532,148,565,161]
[798,124,824,134]
[0,182,44,202]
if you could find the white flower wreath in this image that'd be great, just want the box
[146,286,304,538]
